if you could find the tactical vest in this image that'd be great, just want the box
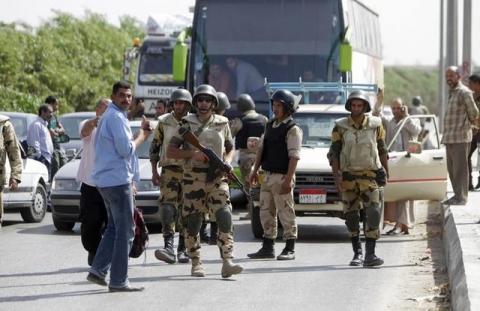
[261,119,296,174]
[235,112,267,149]
[183,114,229,168]
[157,113,185,167]
[336,116,382,172]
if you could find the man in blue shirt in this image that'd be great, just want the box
[86,81,151,292]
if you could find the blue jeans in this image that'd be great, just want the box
[89,184,134,288]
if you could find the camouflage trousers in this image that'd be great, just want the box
[259,172,297,240]
[341,176,381,240]
[182,169,234,259]
[159,166,184,237]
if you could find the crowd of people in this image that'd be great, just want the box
[1,66,480,292]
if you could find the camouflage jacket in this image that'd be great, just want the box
[0,116,22,188]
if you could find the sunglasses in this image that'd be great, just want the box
[196,95,214,103]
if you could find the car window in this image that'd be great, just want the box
[8,116,27,141]
[295,113,348,147]
[131,126,153,159]
[60,116,93,140]
[388,115,440,151]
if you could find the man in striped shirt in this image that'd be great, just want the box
[442,66,479,205]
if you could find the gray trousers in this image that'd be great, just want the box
[446,143,470,201]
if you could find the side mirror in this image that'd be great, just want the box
[339,41,352,73]
[173,43,188,83]
[57,134,70,144]
[406,141,422,155]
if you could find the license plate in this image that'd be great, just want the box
[299,189,327,204]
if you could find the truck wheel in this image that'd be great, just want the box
[21,184,47,223]
[53,219,75,231]
[251,205,263,239]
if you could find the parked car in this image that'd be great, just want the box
[0,112,50,223]
[250,105,447,238]
[51,120,160,231]
[58,112,96,159]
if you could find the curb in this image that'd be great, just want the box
[442,204,470,311]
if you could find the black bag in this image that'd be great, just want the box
[129,207,149,258]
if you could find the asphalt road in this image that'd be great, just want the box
[0,202,447,311]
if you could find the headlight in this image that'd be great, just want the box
[136,180,157,192]
[53,179,81,191]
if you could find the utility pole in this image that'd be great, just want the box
[462,0,472,78]
[446,0,458,67]
[439,0,445,132]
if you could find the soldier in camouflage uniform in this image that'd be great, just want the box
[230,93,267,220]
[167,84,243,278]
[248,90,302,261]
[0,115,22,226]
[150,88,192,264]
[328,90,388,267]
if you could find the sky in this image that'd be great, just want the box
[0,0,478,66]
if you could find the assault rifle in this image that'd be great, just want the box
[179,127,250,199]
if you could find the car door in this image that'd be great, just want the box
[384,115,447,202]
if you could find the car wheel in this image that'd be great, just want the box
[251,205,263,239]
[53,219,75,231]
[20,184,47,223]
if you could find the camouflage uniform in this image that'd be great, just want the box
[0,116,22,222]
[149,112,186,236]
[169,113,235,260]
[257,117,302,240]
[329,116,387,240]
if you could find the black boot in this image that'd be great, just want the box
[349,236,363,266]
[200,221,210,243]
[363,238,384,267]
[154,234,176,264]
[277,239,295,260]
[209,222,218,245]
[177,235,189,263]
[247,238,275,259]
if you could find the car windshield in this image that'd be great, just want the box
[60,116,93,140]
[8,116,28,141]
[131,126,152,159]
[295,112,347,147]
[138,45,174,85]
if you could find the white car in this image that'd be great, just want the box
[250,105,447,238]
[1,112,49,223]
[50,120,160,231]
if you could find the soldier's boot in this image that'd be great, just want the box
[363,238,384,267]
[276,239,295,260]
[349,236,363,266]
[221,259,243,278]
[191,258,205,277]
[208,222,218,245]
[154,234,176,264]
[177,235,190,264]
[200,221,210,243]
[247,238,275,259]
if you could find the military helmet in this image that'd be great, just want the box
[193,84,218,107]
[271,89,298,114]
[170,88,192,105]
[216,92,231,112]
[411,96,422,107]
[237,93,255,112]
[345,90,371,112]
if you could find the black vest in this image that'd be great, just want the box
[261,119,296,174]
[235,113,267,149]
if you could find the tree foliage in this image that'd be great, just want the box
[0,11,144,113]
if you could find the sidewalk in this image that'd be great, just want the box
[442,189,480,311]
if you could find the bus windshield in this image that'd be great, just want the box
[192,0,342,103]
[138,45,174,85]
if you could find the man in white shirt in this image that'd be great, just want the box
[77,98,109,265]
[27,104,54,180]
